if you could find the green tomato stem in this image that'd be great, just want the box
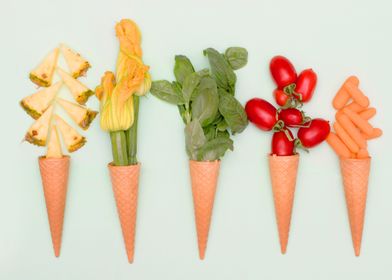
[126,95,139,165]
[110,131,129,166]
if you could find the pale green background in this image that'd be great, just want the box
[1,0,391,279]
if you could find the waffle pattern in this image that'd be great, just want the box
[108,163,140,263]
[189,160,220,260]
[340,157,371,256]
[38,156,70,257]
[268,154,299,254]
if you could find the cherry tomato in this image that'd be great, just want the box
[273,89,290,107]
[245,98,280,131]
[272,129,295,156]
[270,56,297,89]
[278,108,304,127]
[295,69,317,102]
[297,118,330,148]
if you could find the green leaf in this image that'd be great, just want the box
[218,92,248,134]
[197,136,234,161]
[185,119,206,160]
[204,48,236,91]
[177,105,187,124]
[151,80,184,104]
[217,119,228,131]
[182,72,200,104]
[196,68,210,78]
[225,47,248,70]
[191,77,219,127]
[203,124,217,141]
[174,55,195,85]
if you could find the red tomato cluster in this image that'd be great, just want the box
[245,55,330,156]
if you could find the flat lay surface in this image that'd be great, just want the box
[1,0,391,279]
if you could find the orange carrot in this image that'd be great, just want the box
[332,76,359,109]
[336,114,367,149]
[343,108,374,135]
[357,148,369,159]
[361,128,383,140]
[333,122,359,153]
[359,108,376,120]
[344,80,369,107]
[326,132,351,158]
[345,102,366,113]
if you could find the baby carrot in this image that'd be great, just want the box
[333,122,359,153]
[326,132,351,158]
[344,80,369,107]
[332,76,359,109]
[361,128,383,140]
[345,102,366,113]
[359,108,376,120]
[357,148,370,159]
[336,114,367,148]
[343,108,374,135]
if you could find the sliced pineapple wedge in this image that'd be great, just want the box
[57,67,93,105]
[20,81,62,119]
[57,98,98,130]
[46,125,63,158]
[25,105,54,146]
[29,48,59,87]
[55,114,86,152]
[60,44,91,78]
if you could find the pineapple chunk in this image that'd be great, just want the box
[57,98,98,130]
[55,115,86,152]
[46,125,63,158]
[25,105,54,146]
[57,67,93,105]
[20,81,62,119]
[60,44,91,78]
[29,48,59,87]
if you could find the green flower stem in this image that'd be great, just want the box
[110,131,129,166]
[126,95,139,165]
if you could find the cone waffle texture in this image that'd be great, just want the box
[268,154,299,254]
[108,163,140,263]
[189,160,220,260]
[38,156,70,257]
[340,157,371,256]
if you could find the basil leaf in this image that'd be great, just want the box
[204,48,236,92]
[191,77,219,127]
[174,55,195,85]
[218,92,248,134]
[178,105,187,124]
[151,80,184,104]
[182,72,200,104]
[203,125,217,141]
[225,47,248,70]
[197,136,234,161]
[217,119,228,131]
[196,68,210,78]
[185,119,206,160]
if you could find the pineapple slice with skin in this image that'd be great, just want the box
[20,81,62,119]
[25,105,54,146]
[60,44,91,78]
[57,98,98,130]
[29,48,59,87]
[57,67,93,105]
[55,115,86,152]
[46,125,63,158]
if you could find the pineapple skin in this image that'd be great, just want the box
[20,100,42,119]
[76,90,94,105]
[25,132,46,146]
[79,110,98,130]
[72,62,91,78]
[68,137,86,152]
[29,73,51,87]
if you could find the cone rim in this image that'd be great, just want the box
[268,154,300,159]
[339,156,371,163]
[108,162,141,169]
[39,155,70,161]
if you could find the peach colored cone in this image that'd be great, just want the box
[268,154,299,254]
[340,157,371,256]
[108,163,140,263]
[38,156,70,258]
[189,160,220,260]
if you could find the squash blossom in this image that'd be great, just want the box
[96,19,151,132]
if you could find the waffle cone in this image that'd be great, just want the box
[268,154,299,254]
[340,157,371,256]
[108,163,140,263]
[189,160,220,260]
[38,156,70,257]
